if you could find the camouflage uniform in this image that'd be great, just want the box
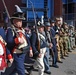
[69,25,75,49]
[59,29,65,58]
[55,34,61,61]
[62,23,69,56]
[54,17,63,62]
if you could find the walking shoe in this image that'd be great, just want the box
[57,61,63,63]
[68,50,72,52]
[44,71,51,74]
[64,55,69,57]
[61,57,65,59]
[52,64,59,68]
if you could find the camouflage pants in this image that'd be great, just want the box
[63,36,68,55]
[55,34,61,61]
[59,37,65,58]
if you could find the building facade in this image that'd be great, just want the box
[0,0,53,26]
[21,0,63,26]
[21,0,53,26]
[62,0,76,28]
[0,0,76,28]
[54,0,63,18]
[0,0,25,26]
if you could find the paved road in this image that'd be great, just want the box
[25,49,76,75]
[1,48,76,75]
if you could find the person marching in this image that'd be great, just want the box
[50,20,59,68]
[44,22,53,74]
[4,5,33,75]
[69,25,75,50]
[62,22,70,57]
[54,18,63,63]
[29,21,51,75]
[58,28,65,59]
[0,25,13,74]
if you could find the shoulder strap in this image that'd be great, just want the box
[45,31,52,43]
[7,27,15,37]
[38,33,45,40]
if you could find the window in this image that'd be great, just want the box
[68,0,73,3]
[22,0,26,4]
[73,0,76,2]
[62,0,67,4]
[27,0,44,8]
[68,3,74,13]
[27,0,44,19]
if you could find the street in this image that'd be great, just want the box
[2,49,76,75]
[25,49,76,75]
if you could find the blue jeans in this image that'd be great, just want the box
[52,39,58,65]
[43,48,50,71]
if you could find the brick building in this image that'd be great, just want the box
[0,0,25,25]
[54,0,63,17]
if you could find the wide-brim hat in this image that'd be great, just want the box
[11,12,25,20]
[55,17,61,21]
[63,22,67,25]
[11,5,25,20]
[51,20,55,23]
[45,22,50,27]
[69,25,74,29]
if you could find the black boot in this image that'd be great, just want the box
[27,66,34,75]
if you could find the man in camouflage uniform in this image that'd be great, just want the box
[69,25,75,50]
[62,22,70,57]
[54,18,63,63]
[58,28,65,59]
